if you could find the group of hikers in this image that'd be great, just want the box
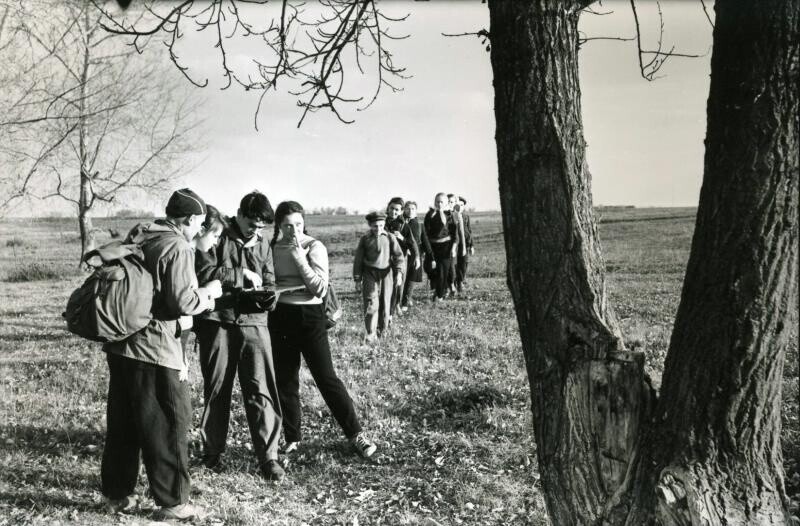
[99,188,474,521]
[354,192,474,342]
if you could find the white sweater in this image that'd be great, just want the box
[272,235,328,305]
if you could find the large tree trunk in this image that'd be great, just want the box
[489,0,797,524]
[626,1,799,524]
[488,1,650,524]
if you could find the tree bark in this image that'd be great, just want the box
[489,0,797,524]
[78,171,94,259]
[626,1,799,524]
[77,6,94,260]
[488,1,650,524]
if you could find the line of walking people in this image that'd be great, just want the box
[100,189,378,521]
[353,192,474,342]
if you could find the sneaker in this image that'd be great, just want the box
[280,441,300,454]
[201,453,226,473]
[400,306,409,313]
[364,333,378,345]
[260,459,285,482]
[155,502,206,521]
[105,494,138,514]
[350,433,377,458]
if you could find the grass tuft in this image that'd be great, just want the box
[4,263,64,282]
[5,238,25,247]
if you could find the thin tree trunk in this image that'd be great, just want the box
[78,172,94,259]
[626,1,799,524]
[77,6,93,260]
[488,1,650,524]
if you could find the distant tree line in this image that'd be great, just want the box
[307,206,358,216]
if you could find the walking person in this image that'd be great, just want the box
[101,188,221,521]
[446,193,466,297]
[385,197,418,317]
[424,193,458,302]
[353,211,404,342]
[401,200,429,310]
[268,201,378,458]
[454,196,473,292]
[193,191,286,482]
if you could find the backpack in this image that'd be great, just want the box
[63,241,154,342]
[323,282,342,330]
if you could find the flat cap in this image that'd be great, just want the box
[365,211,387,223]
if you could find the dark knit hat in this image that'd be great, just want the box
[365,211,387,223]
[166,188,206,217]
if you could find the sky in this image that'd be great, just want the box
[12,0,715,216]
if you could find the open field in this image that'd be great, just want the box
[0,208,797,525]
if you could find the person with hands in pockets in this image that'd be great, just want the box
[193,191,286,482]
[268,201,377,459]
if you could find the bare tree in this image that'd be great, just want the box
[94,0,409,129]
[93,0,799,523]
[0,0,202,257]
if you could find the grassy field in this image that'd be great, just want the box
[0,208,796,525]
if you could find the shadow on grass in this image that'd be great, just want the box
[389,384,517,431]
[2,424,105,458]
[0,489,99,513]
[2,464,98,493]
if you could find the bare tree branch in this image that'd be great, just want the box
[629,0,704,81]
[699,0,714,29]
[95,0,410,127]
[0,0,203,256]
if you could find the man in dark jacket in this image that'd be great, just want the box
[455,196,474,292]
[193,191,285,481]
[102,188,219,521]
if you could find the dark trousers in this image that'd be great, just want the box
[431,241,453,299]
[195,320,282,463]
[269,303,361,442]
[361,266,393,335]
[456,252,470,288]
[402,278,416,307]
[101,353,190,507]
[390,263,405,315]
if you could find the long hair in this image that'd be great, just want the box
[202,204,228,232]
[271,200,306,246]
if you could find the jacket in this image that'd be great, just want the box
[386,217,419,263]
[195,217,276,327]
[461,212,473,249]
[406,216,431,258]
[352,231,404,281]
[103,220,207,370]
[423,208,458,244]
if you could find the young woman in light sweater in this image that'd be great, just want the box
[268,201,377,458]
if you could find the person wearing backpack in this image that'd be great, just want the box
[101,188,220,522]
[193,191,285,482]
[268,201,377,459]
